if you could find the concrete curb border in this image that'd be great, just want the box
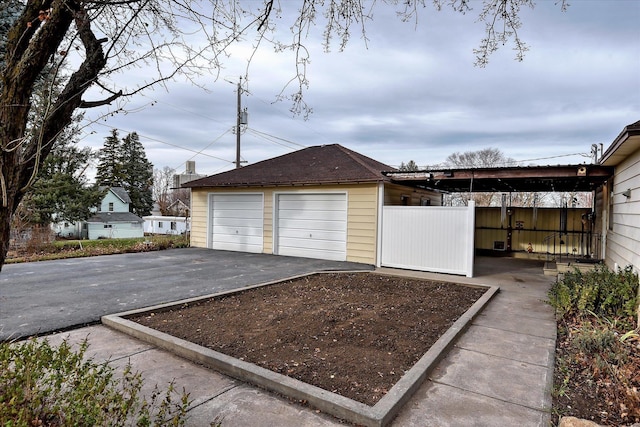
[102,272,499,427]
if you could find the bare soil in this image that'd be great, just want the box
[131,272,486,406]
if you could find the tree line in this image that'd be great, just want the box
[14,129,154,232]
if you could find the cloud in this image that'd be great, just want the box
[80,0,640,178]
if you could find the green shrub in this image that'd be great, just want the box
[0,338,189,426]
[548,264,639,327]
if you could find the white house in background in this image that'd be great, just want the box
[143,215,189,235]
[84,187,144,239]
[52,221,83,239]
[600,120,640,273]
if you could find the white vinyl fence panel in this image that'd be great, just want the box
[380,202,475,277]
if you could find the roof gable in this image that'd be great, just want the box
[99,186,132,204]
[184,144,395,188]
[601,120,640,167]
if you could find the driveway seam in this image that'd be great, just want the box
[452,343,553,368]
[467,322,557,341]
[105,347,155,364]
[427,380,552,413]
[186,384,240,412]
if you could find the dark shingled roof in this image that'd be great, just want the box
[183,144,396,188]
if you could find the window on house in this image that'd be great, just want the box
[104,224,112,228]
[158,222,163,228]
[108,202,114,212]
[171,221,177,230]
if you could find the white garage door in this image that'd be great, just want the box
[209,193,263,253]
[275,193,347,261]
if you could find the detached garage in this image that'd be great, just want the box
[184,144,442,264]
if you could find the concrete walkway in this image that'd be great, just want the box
[43,257,557,426]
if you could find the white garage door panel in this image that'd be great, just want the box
[277,228,346,241]
[210,194,263,253]
[278,210,346,222]
[212,225,263,238]
[278,199,345,210]
[279,246,345,261]
[279,237,345,252]
[275,193,347,261]
[277,218,346,232]
[213,210,263,220]
[212,217,263,227]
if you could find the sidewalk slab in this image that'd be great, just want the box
[454,324,555,367]
[107,348,238,409]
[430,347,552,411]
[392,382,549,427]
[43,324,153,361]
[482,292,555,320]
[473,309,557,339]
[186,385,345,427]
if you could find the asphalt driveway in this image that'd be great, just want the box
[0,248,371,341]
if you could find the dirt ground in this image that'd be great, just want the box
[552,315,640,426]
[131,272,486,406]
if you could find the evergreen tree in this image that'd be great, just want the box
[399,160,420,171]
[96,130,154,216]
[0,1,22,74]
[95,129,124,187]
[119,132,154,216]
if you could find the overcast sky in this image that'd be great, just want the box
[79,0,640,178]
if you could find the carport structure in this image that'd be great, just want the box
[384,164,613,194]
[383,164,614,262]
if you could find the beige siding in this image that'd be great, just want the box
[606,147,640,271]
[189,184,381,265]
[190,189,209,248]
[384,184,442,206]
[345,184,379,264]
[475,207,591,255]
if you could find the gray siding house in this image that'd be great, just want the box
[85,187,144,239]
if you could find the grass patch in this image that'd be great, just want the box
[6,235,189,264]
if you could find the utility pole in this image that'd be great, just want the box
[235,77,248,169]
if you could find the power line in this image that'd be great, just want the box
[246,127,307,151]
[139,93,229,127]
[513,152,590,164]
[87,121,235,164]
[173,128,233,172]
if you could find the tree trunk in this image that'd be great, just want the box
[0,206,12,271]
[0,1,107,271]
[0,159,22,271]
